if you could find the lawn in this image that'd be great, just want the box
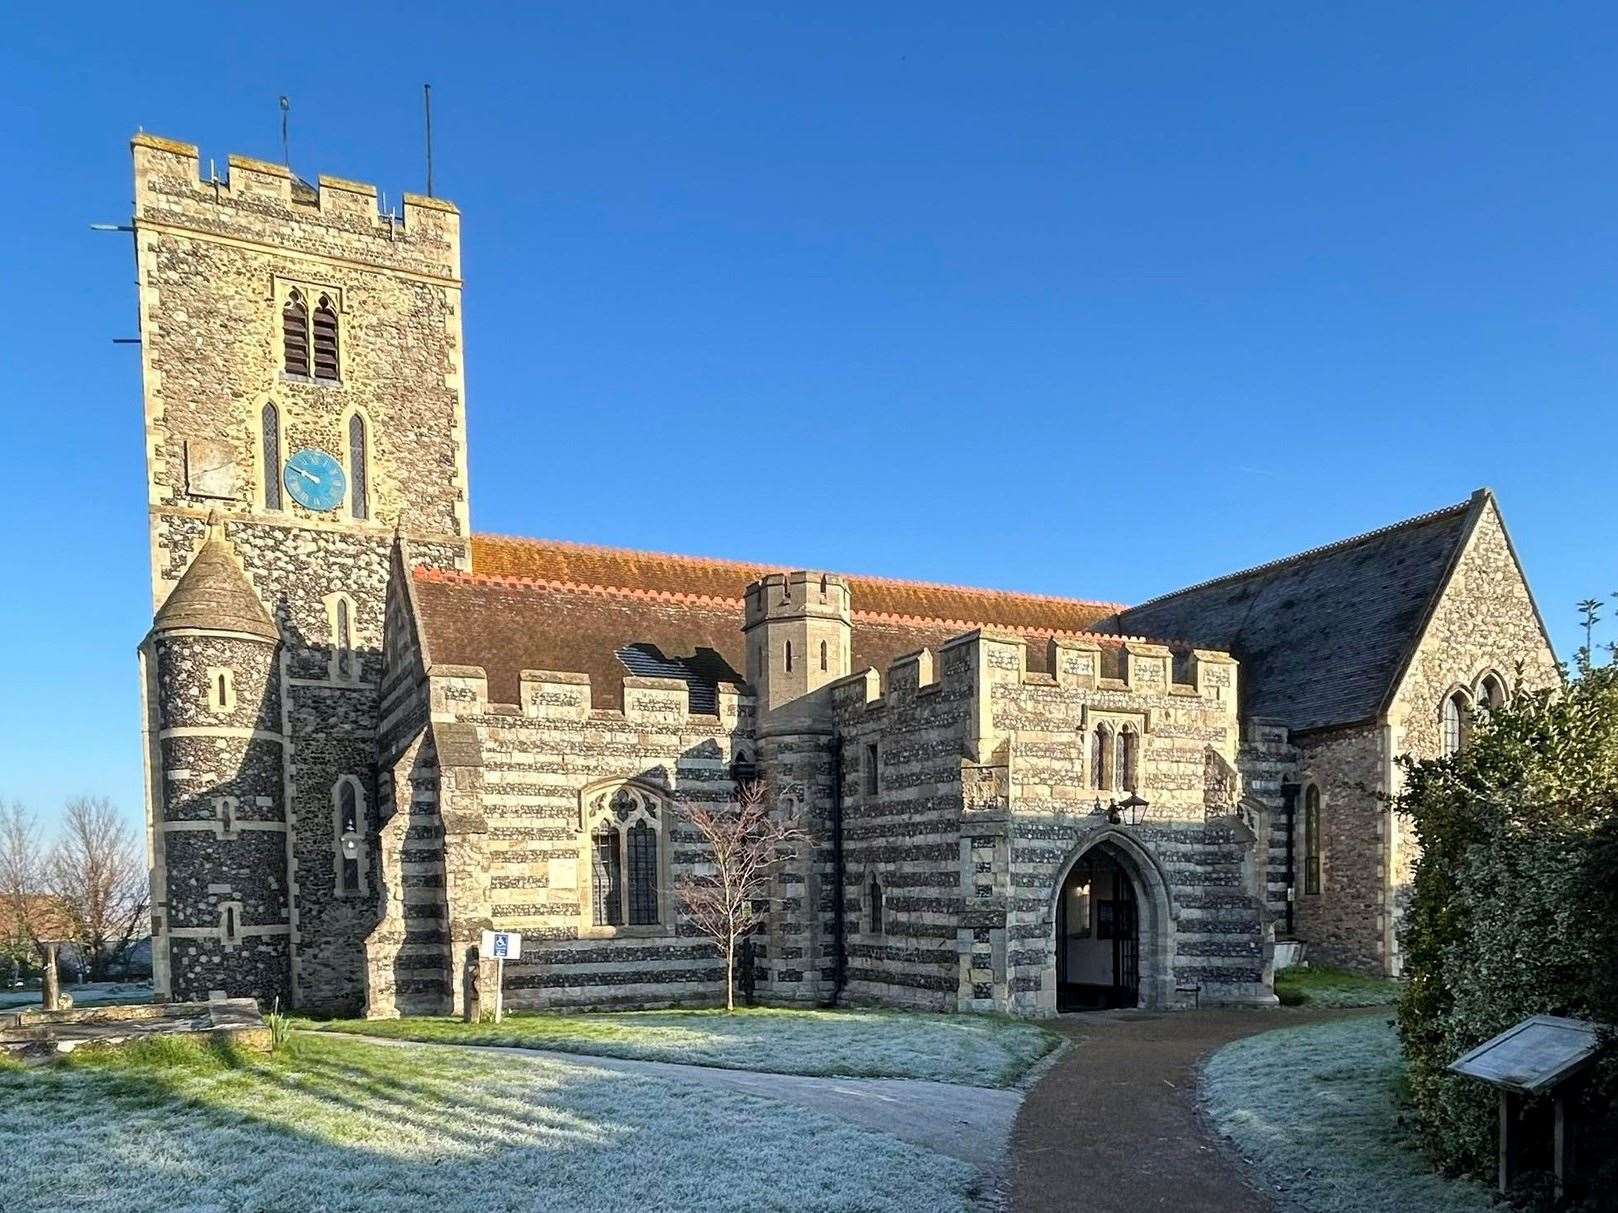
[1273,965,1401,1008]
[1201,1015,1495,1213]
[298,1005,1059,1088]
[0,1032,983,1213]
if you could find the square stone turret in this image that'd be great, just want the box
[743,571,853,713]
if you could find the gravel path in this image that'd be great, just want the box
[1008,1007,1369,1213]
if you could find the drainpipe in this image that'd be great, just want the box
[1281,782,1299,939]
[828,736,847,1005]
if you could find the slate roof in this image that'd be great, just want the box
[153,520,279,641]
[1112,492,1485,735]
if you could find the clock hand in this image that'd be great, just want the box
[288,463,320,484]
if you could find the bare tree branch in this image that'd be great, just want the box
[0,800,46,981]
[674,780,812,1012]
[45,797,148,981]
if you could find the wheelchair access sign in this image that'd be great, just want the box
[480,930,522,961]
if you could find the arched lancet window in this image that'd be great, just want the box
[820,640,828,671]
[583,782,666,930]
[870,876,884,935]
[336,598,352,678]
[591,822,622,926]
[1303,785,1322,895]
[1090,724,1114,791]
[785,640,794,672]
[1477,673,1506,714]
[1117,727,1139,793]
[347,412,369,521]
[282,289,309,377]
[312,294,340,381]
[262,402,282,510]
[1441,691,1470,757]
[334,777,367,896]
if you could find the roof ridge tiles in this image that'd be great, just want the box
[470,530,1124,610]
[1125,492,1479,613]
[412,566,1188,647]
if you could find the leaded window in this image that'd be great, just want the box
[1117,727,1139,793]
[336,598,352,678]
[592,823,623,926]
[584,782,666,930]
[1442,692,1469,757]
[626,821,659,926]
[348,413,369,520]
[313,295,340,381]
[335,777,366,896]
[1303,785,1322,895]
[282,290,309,376]
[262,402,282,510]
[1091,724,1114,790]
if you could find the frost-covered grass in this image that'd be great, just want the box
[1274,965,1401,1008]
[301,1005,1059,1088]
[0,1031,982,1213]
[1202,1016,1494,1213]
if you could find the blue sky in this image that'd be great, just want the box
[2,4,1614,829]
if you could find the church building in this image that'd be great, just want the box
[130,133,1560,1017]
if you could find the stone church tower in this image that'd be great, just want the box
[132,134,471,1010]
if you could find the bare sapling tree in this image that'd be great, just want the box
[0,800,46,983]
[47,797,148,981]
[675,780,813,1012]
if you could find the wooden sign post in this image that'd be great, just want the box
[1449,1014,1603,1200]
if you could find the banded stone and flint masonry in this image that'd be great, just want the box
[134,133,469,1013]
[133,131,1559,1019]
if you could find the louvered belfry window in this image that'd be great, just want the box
[313,295,340,381]
[348,413,369,520]
[592,824,623,926]
[262,402,282,510]
[282,290,309,376]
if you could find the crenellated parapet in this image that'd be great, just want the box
[131,133,459,281]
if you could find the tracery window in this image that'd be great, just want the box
[282,290,309,376]
[583,782,666,930]
[262,402,282,510]
[1303,785,1322,895]
[1441,691,1470,757]
[1477,672,1506,714]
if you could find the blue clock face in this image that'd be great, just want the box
[283,447,347,512]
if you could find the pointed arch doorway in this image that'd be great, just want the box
[1056,842,1141,1011]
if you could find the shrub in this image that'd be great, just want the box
[265,997,292,1052]
[1396,664,1618,1200]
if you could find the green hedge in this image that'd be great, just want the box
[1396,664,1618,1205]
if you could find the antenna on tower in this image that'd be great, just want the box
[423,83,435,197]
[279,96,291,166]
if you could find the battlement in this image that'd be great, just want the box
[743,571,852,628]
[831,629,1238,713]
[425,662,752,731]
[131,133,460,280]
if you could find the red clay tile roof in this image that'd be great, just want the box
[470,534,1123,635]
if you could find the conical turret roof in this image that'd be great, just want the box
[153,514,279,642]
